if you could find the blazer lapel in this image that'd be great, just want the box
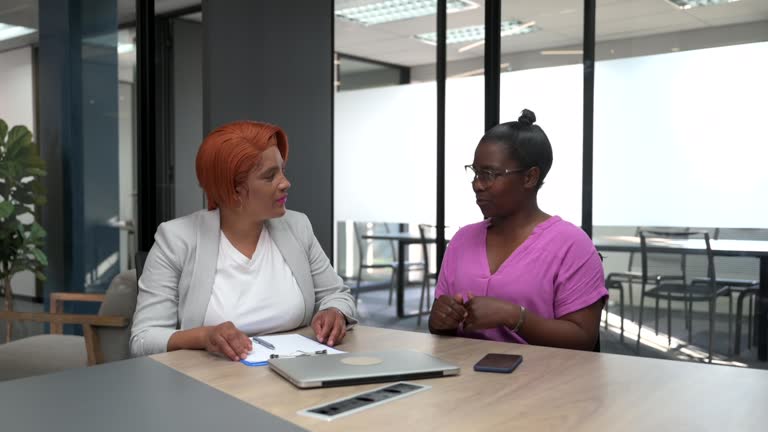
[266,217,314,325]
[184,209,221,328]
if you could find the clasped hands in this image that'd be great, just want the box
[430,293,518,332]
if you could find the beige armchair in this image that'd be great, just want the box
[0,270,137,381]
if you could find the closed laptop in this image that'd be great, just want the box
[268,350,460,388]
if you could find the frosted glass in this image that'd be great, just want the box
[594,42,768,228]
[444,66,585,228]
[336,65,583,228]
[335,41,767,230]
[335,82,437,224]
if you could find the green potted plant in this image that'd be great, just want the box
[0,119,47,342]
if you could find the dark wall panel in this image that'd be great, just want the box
[203,0,334,256]
[172,19,204,217]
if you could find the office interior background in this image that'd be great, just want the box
[0,0,767,374]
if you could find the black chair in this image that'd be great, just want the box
[734,285,759,355]
[351,222,424,305]
[635,230,731,362]
[416,224,439,326]
[604,227,643,323]
[605,227,690,340]
[707,228,766,355]
[604,279,626,341]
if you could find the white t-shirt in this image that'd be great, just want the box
[203,228,305,335]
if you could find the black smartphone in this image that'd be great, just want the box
[473,353,523,373]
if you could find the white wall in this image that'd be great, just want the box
[0,47,34,132]
[0,47,37,297]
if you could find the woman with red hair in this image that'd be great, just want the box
[130,121,357,360]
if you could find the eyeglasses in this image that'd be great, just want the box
[464,165,528,185]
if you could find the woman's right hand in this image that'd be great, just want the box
[203,321,252,361]
[429,294,468,331]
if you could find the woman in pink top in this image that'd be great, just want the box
[429,109,607,350]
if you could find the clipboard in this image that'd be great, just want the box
[241,334,345,366]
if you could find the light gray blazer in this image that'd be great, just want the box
[130,209,358,357]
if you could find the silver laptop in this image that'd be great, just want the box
[268,350,460,388]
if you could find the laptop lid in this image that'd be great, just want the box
[268,350,460,389]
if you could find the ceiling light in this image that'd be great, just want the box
[456,21,536,52]
[336,0,479,26]
[417,19,538,45]
[665,0,740,10]
[0,23,36,42]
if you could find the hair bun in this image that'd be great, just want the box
[518,109,536,126]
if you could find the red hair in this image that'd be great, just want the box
[196,120,289,210]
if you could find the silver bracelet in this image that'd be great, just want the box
[509,305,526,333]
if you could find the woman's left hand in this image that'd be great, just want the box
[463,293,519,332]
[311,308,347,347]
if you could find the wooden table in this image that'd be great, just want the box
[594,236,768,361]
[153,325,768,431]
[361,233,436,317]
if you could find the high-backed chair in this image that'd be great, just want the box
[351,222,424,304]
[635,230,730,362]
[707,228,767,355]
[0,270,137,381]
[416,224,439,326]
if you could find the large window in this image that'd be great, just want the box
[334,0,437,310]
[593,0,768,365]
[436,1,585,229]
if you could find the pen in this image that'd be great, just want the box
[252,336,275,350]
[270,350,327,359]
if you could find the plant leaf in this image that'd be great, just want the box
[6,126,32,159]
[1,121,46,276]
[28,222,46,241]
[0,119,8,143]
[24,168,47,177]
[0,201,13,219]
[30,247,48,267]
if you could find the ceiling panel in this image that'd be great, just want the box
[597,9,704,39]
[597,20,707,42]
[336,24,405,48]
[333,0,765,66]
[447,34,560,61]
[702,13,768,27]
[502,0,583,18]
[684,0,768,24]
[596,0,679,22]
[520,8,582,31]
[0,0,36,28]
[499,31,575,53]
